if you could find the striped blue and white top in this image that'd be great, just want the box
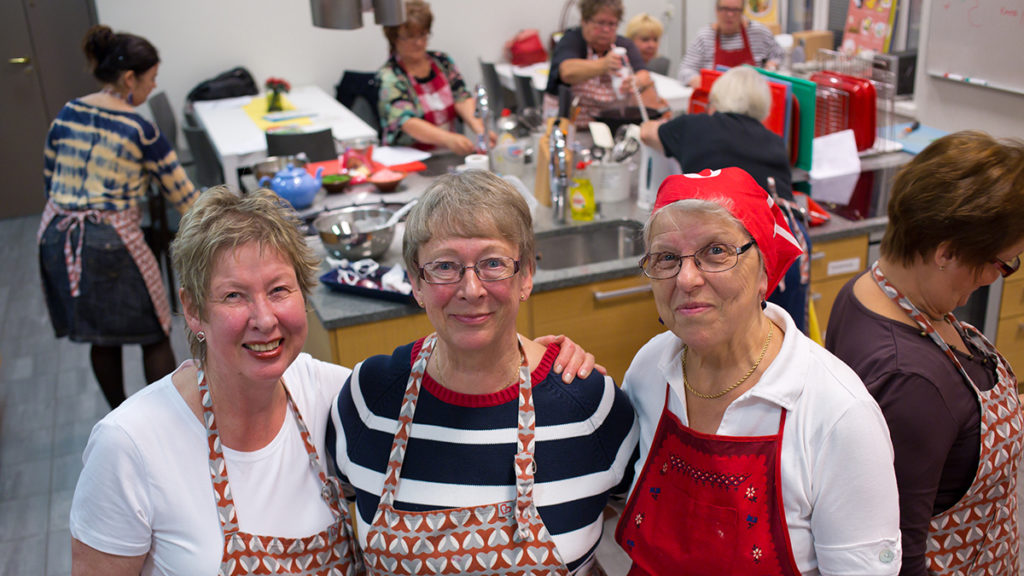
[327,340,639,573]
[677,21,785,86]
[44,100,196,213]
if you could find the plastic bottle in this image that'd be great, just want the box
[609,46,631,97]
[492,108,527,178]
[569,160,596,221]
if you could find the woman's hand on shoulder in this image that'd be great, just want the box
[534,334,607,384]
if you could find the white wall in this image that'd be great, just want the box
[95,0,683,124]
[911,0,1024,139]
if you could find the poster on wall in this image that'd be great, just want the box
[746,0,780,32]
[841,0,897,54]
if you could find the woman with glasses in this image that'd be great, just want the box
[328,170,638,575]
[826,131,1024,576]
[677,0,783,88]
[377,0,490,155]
[545,0,664,126]
[615,168,901,575]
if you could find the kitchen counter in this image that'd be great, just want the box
[308,151,911,331]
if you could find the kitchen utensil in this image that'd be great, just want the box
[314,199,417,260]
[589,122,615,149]
[259,163,323,209]
[592,107,660,134]
[321,173,352,194]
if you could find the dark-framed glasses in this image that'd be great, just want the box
[418,256,520,285]
[716,5,743,13]
[640,240,756,279]
[993,254,1021,278]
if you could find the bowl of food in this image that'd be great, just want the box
[254,155,308,182]
[369,168,406,193]
[321,173,352,194]
[314,206,396,260]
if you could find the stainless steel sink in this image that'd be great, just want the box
[534,219,645,270]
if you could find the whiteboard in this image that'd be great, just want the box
[925,0,1024,95]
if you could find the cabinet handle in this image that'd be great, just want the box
[593,284,652,302]
[811,251,826,261]
[8,57,30,65]
[810,292,822,301]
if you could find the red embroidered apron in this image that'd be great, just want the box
[545,46,623,127]
[360,334,573,576]
[38,198,172,335]
[615,388,800,576]
[198,373,362,576]
[871,262,1022,575]
[713,25,755,69]
[397,56,457,151]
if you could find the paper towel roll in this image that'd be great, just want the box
[464,154,490,172]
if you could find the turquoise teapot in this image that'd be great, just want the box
[259,163,323,210]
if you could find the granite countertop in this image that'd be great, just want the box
[309,152,910,331]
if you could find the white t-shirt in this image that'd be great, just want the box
[622,303,902,576]
[69,354,351,575]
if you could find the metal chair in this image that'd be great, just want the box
[148,91,192,165]
[646,56,670,76]
[513,73,539,110]
[265,128,338,163]
[182,124,225,189]
[479,60,507,113]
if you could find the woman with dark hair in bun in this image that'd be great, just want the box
[38,25,198,409]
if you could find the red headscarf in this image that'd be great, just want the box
[652,168,803,297]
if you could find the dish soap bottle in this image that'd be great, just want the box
[569,160,596,222]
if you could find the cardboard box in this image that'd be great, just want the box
[792,30,834,61]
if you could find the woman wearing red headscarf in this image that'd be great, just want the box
[615,168,901,575]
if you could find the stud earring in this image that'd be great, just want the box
[939,265,945,271]
[196,330,206,343]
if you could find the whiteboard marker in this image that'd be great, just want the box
[966,77,989,86]
[945,73,964,81]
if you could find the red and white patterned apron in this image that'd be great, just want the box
[360,334,573,576]
[397,56,457,151]
[545,46,623,127]
[38,198,171,335]
[713,25,755,69]
[871,262,1022,575]
[198,373,362,576]
[615,387,800,576]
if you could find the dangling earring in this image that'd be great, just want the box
[196,330,206,343]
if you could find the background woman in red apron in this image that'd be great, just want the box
[616,168,902,575]
[827,131,1024,576]
[677,0,784,88]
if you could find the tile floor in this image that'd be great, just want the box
[0,211,1018,576]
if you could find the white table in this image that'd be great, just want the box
[192,85,379,190]
[494,62,692,113]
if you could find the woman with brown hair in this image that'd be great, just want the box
[827,130,1024,576]
[38,25,197,408]
[377,0,489,155]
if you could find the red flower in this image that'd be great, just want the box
[265,77,291,92]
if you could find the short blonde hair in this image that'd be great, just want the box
[403,170,535,277]
[625,13,663,40]
[171,187,320,363]
[709,65,771,121]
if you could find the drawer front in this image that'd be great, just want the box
[1001,276,1024,319]
[810,235,869,282]
[810,276,856,337]
[530,276,663,383]
[995,314,1024,384]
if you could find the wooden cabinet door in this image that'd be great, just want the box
[529,276,665,383]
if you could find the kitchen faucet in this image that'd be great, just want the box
[549,124,569,223]
[473,83,491,156]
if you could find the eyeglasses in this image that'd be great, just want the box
[993,254,1021,278]
[418,256,520,285]
[640,240,756,279]
[717,6,743,14]
[398,31,430,42]
[587,18,620,30]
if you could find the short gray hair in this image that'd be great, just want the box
[709,65,771,121]
[403,170,535,277]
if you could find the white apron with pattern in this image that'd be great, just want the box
[544,46,625,126]
[361,334,574,576]
[199,373,362,576]
[872,262,1021,575]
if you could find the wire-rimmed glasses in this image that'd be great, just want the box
[640,240,756,279]
[418,256,520,285]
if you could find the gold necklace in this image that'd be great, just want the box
[682,325,773,400]
[435,347,525,393]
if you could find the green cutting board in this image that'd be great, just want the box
[757,69,816,172]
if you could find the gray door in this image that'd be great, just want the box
[1,0,97,220]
